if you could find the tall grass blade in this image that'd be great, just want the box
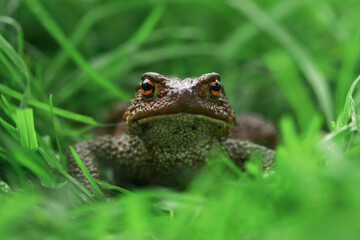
[227,0,333,128]
[221,0,308,57]
[337,75,360,130]
[0,51,23,88]
[49,94,63,159]
[13,108,38,151]
[70,146,106,201]
[55,3,165,102]
[0,16,24,56]
[0,84,98,126]
[0,33,28,85]
[25,0,131,100]
[0,117,18,140]
[46,1,146,80]
[264,50,318,130]
[335,34,360,116]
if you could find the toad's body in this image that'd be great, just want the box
[68,72,276,189]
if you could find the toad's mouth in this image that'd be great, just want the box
[128,109,234,125]
[127,113,233,136]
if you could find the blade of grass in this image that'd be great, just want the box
[0,117,18,140]
[1,130,53,186]
[0,30,36,112]
[0,16,24,56]
[56,3,166,103]
[0,134,26,183]
[335,34,360,116]
[227,0,333,128]
[0,51,23,88]
[70,146,106,201]
[264,50,317,131]
[336,75,360,130]
[0,33,28,85]
[25,0,131,100]
[129,3,165,45]
[45,1,146,81]
[37,145,95,203]
[1,94,15,118]
[220,0,309,57]
[19,77,31,109]
[13,108,38,151]
[0,84,98,126]
[1,95,23,141]
[49,94,63,159]
[95,179,134,196]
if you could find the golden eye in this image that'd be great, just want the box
[209,78,222,97]
[141,78,155,96]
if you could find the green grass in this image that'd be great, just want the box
[1,0,360,239]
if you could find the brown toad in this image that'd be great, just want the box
[68,72,277,190]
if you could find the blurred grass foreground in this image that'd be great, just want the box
[1,0,360,239]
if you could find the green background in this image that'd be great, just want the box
[0,0,360,239]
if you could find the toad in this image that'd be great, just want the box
[68,72,277,190]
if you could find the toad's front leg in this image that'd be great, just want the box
[67,134,142,190]
[222,139,275,171]
[67,140,103,190]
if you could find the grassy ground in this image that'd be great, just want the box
[1,0,360,239]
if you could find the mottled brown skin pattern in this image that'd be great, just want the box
[67,72,276,190]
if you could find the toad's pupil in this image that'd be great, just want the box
[210,82,221,91]
[142,80,154,91]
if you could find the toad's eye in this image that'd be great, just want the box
[141,78,155,96]
[209,78,222,97]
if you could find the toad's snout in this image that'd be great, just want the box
[169,88,198,112]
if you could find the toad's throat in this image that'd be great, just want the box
[128,113,233,143]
